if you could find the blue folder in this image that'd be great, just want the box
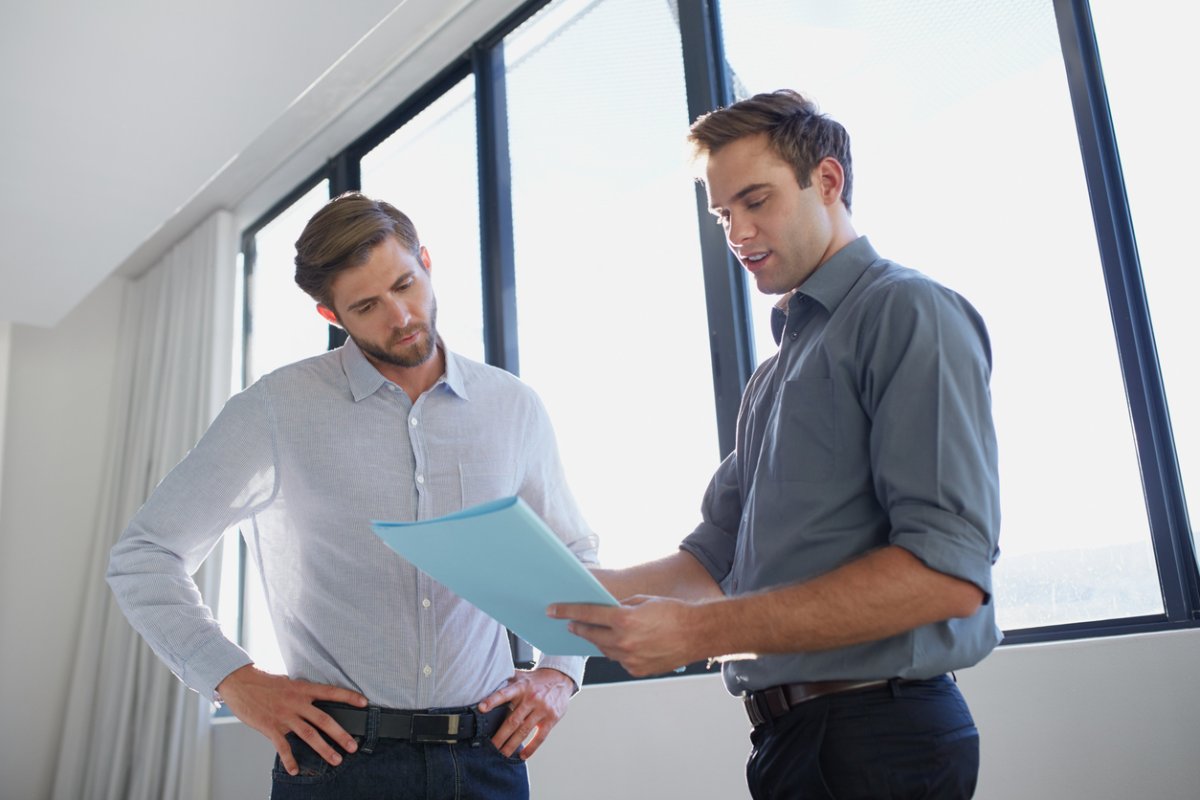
[371,496,617,657]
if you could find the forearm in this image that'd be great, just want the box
[593,550,723,602]
[693,545,983,658]
[108,530,251,696]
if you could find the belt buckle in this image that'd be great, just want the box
[743,693,768,727]
[410,713,461,744]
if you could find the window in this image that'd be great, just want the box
[1091,0,1199,555]
[220,180,333,675]
[243,181,332,384]
[360,76,486,361]
[224,0,1198,677]
[504,0,721,568]
[717,0,1161,629]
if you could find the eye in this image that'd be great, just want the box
[746,197,765,210]
[354,301,375,315]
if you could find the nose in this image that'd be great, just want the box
[383,296,412,327]
[726,211,754,248]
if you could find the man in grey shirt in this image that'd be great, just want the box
[108,192,598,799]
[552,90,1000,798]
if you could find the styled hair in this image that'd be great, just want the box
[688,89,854,211]
[294,192,422,308]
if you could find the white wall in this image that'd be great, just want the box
[211,628,1200,800]
[961,629,1200,799]
[0,277,125,800]
[0,321,11,521]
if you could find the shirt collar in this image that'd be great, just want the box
[339,336,470,402]
[771,236,879,345]
[441,346,470,400]
[795,235,879,315]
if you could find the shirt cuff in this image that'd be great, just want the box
[181,635,255,701]
[533,654,586,692]
[891,506,997,600]
[679,527,734,586]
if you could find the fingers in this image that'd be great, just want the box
[489,679,532,756]
[304,705,358,754]
[557,600,691,677]
[309,681,369,708]
[486,669,572,759]
[491,707,528,756]
[516,715,556,760]
[290,718,347,769]
[547,602,620,624]
[477,681,517,713]
[221,669,365,771]
[271,732,300,777]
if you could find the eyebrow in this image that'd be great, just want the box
[710,182,772,212]
[346,271,414,312]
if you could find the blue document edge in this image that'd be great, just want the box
[371,496,617,657]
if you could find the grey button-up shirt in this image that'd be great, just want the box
[682,237,1001,694]
[108,339,598,707]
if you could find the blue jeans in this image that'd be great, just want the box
[746,675,980,799]
[269,708,528,800]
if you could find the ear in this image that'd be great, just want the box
[813,157,846,207]
[419,245,432,272]
[316,304,341,327]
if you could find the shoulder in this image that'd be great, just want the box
[860,259,953,306]
[451,353,547,414]
[250,348,348,402]
[856,259,986,335]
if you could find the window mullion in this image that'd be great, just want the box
[1053,0,1199,619]
[677,0,753,459]
[473,41,520,377]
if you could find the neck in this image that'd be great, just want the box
[369,345,446,403]
[817,213,859,269]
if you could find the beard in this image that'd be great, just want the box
[351,300,439,368]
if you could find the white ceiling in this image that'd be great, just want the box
[0,0,524,327]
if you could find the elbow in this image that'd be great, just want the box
[944,580,985,619]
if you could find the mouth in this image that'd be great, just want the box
[740,251,771,272]
[392,326,424,347]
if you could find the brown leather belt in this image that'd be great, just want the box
[743,679,891,727]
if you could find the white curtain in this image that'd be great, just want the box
[52,210,237,800]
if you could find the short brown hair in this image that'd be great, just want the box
[688,89,854,211]
[294,192,422,308]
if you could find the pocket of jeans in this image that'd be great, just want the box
[271,732,356,785]
[459,460,518,507]
[478,734,527,766]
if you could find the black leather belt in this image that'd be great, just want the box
[743,679,893,727]
[316,701,509,744]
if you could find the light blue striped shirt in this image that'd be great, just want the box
[108,339,598,708]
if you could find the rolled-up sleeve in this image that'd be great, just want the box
[680,450,742,586]
[861,280,1001,599]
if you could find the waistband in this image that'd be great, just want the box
[743,677,939,727]
[316,701,509,744]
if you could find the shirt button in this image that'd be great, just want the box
[416,474,425,484]
[423,665,433,677]
[410,417,419,426]
[422,598,431,608]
